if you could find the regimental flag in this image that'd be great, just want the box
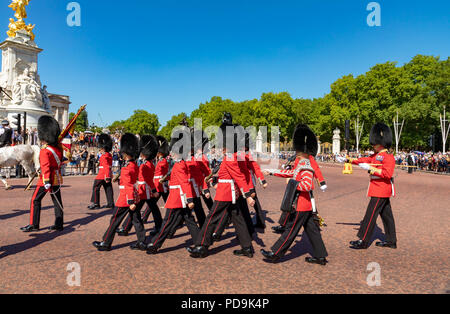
[59,104,86,154]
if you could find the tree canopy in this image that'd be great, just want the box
[106,55,449,151]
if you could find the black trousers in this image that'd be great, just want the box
[271,211,328,258]
[102,206,146,246]
[278,211,294,227]
[150,208,200,249]
[30,186,64,228]
[202,194,214,211]
[253,194,265,227]
[121,199,163,232]
[193,197,206,227]
[358,197,397,244]
[213,196,255,238]
[90,179,114,207]
[194,200,253,249]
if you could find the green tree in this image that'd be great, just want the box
[69,110,89,132]
[158,113,188,139]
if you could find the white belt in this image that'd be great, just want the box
[154,176,163,179]
[119,185,125,190]
[137,181,147,185]
[189,178,200,198]
[99,166,104,169]
[219,179,236,204]
[170,185,187,208]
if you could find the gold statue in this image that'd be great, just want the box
[6,0,35,41]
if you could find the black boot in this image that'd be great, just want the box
[305,256,328,265]
[20,225,39,233]
[272,225,285,234]
[349,240,369,250]
[92,241,111,251]
[212,233,221,242]
[146,243,158,255]
[233,247,254,258]
[116,228,129,236]
[376,241,397,249]
[189,246,208,258]
[149,229,160,237]
[48,225,64,231]
[130,242,147,251]
[261,249,280,261]
[87,204,101,210]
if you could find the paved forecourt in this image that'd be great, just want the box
[0,164,448,294]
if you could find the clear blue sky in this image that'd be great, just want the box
[1,0,449,128]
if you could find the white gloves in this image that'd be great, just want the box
[320,185,328,192]
[44,183,52,190]
[358,163,371,171]
[336,157,347,163]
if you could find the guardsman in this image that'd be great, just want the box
[348,123,397,250]
[146,128,199,255]
[272,155,327,234]
[87,134,114,210]
[117,135,162,237]
[261,124,328,265]
[153,136,170,204]
[21,116,64,232]
[92,133,146,251]
[188,123,256,259]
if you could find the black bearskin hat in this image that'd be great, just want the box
[98,134,113,152]
[140,135,159,160]
[293,124,318,156]
[169,127,191,159]
[222,112,233,126]
[369,123,393,148]
[120,133,139,159]
[157,135,170,157]
[220,123,246,153]
[38,115,61,146]
[192,129,209,153]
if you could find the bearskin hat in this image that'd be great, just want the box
[157,136,170,157]
[169,127,191,159]
[220,123,246,153]
[140,135,159,160]
[222,112,233,126]
[120,133,139,159]
[98,134,113,152]
[369,123,393,148]
[293,124,318,156]
[192,129,209,153]
[38,115,61,146]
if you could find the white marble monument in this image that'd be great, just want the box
[332,128,341,155]
[0,1,70,130]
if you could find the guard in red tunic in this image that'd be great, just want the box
[348,123,397,250]
[116,135,162,237]
[188,123,256,259]
[261,125,328,265]
[146,128,199,255]
[87,134,114,210]
[21,116,64,232]
[153,136,170,204]
[93,133,146,251]
[272,155,327,234]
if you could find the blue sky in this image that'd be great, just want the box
[1,0,449,128]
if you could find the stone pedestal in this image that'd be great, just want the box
[332,128,341,155]
[0,30,51,129]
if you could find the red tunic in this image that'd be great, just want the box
[137,160,157,201]
[352,150,395,198]
[154,157,169,193]
[214,152,254,203]
[115,160,139,208]
[245,152,266,186]
[96,152,112,181]
[39,145,63,187]
[165,160,194,209]
[186,155,211,197]
[272,158,314,212]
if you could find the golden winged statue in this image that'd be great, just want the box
[6,0,36,41]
